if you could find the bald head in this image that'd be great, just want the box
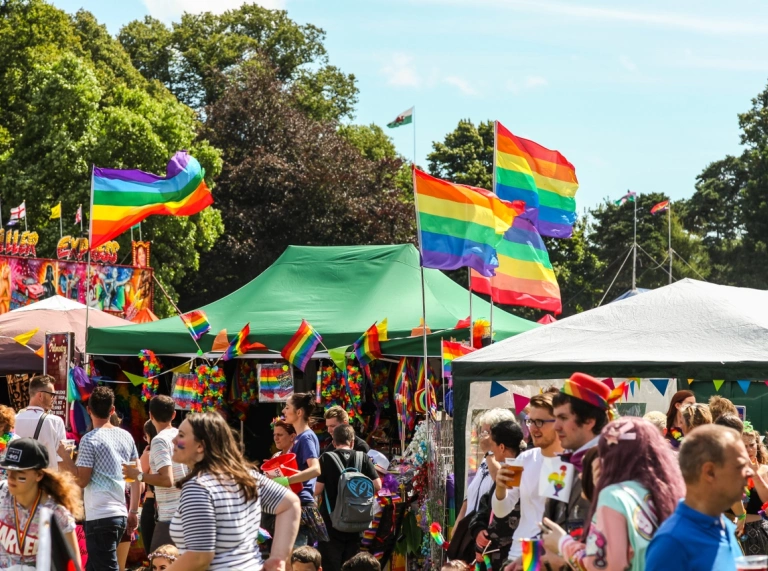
[679,424,741,484]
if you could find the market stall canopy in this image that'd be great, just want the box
[87,244,538,357]
[0,295,132,374]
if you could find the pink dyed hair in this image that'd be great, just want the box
[593,417,685,524]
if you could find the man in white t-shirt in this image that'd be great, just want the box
[124,394,187,551]
[496,390,563,566]
[15,375,67,471]
[58,386,140,571]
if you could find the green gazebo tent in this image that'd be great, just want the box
[86,244,538,357]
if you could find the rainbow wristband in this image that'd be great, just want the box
[738,513,747,521]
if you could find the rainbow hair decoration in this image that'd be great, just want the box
[521,538,544,571]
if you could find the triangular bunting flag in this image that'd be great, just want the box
[630,381,635,396]
[629,377,641,390]
[513,393,530,413]
[12,329,38,347]
[169,361,192,375]
[123,370,146,387]
[687,378,694,385]
[623,383,629,400]
[490,380,509,398]
[34,345,44,358]
[376,318,388,342]
[737,380,751,395]
[602,378,615,390]
[328,346,349,371]
[211,329,229,352]
[765,381,768,388]
[650,379,669,397]
[713,379,725,392]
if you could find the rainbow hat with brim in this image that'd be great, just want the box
[561,372,625,410]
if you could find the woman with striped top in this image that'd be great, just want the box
[167,412,301,571]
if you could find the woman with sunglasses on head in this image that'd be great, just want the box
[168,411,300,571]
[0,438,83,570]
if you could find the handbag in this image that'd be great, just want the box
[446,512,476,563]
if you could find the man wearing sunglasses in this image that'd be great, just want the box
[15,375,67,471]
[494,389,563,568]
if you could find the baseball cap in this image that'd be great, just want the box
[367,449,390,474]
[0,438,49,471]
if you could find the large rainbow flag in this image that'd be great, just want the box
[494,121,579,238]
[281,320,323,372]
[414,167,523,277]
[471,217,562,314]
[91,151,213,249]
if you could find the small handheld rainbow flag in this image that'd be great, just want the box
[353,322,382,366]
[442,340,476,382]
[521,538,543,571]
[650,199,670,214]
[180,310,211,341]
[281,320,323,372]
[221,323,266,361]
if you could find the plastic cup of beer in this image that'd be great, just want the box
[503,457,524,487]
[62,439,76,459]
[736,555,768,571]
[122,460,140,483]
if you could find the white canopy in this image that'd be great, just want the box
[12,295,87,312]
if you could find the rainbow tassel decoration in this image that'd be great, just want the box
[521,538,544,571]
[180,310,211,341]
[429,522,448,549]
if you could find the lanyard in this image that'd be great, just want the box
[13,490,42,556]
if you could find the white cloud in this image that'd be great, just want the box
[142,0,284,23]
[619,55,638,72]
[506,75,548,94]
[380,53,422,87]
[443,75,480,96]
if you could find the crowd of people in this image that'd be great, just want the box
[0,372,765,571]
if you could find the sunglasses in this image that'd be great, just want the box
[38,391,56,396]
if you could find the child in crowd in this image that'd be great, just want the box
[147,544,179,571]
[341,552,381,571]
[291,546,323,571]
[441,561,470,571]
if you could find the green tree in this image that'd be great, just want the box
[117,4,358,121]
[0,0,223,316]
[428,119,493,189]
[177,65,415,308]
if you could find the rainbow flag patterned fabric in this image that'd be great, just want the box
[521,538,543,571]
[259,363,294,402]
[180,310,211,341]
[442,340,475,382]
[414,167,523,277]
[91,151,213,249]
[495,121,579,238]
[470,217,562,314]
[353,323,382,366]
[281,320,322,372]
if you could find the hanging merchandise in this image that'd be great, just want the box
[259,362,294,403]
[172,372,203,412]
[318,364,363,419]
[230,361,259,420]
[369,362,391,410]
[138,349,162,402]
[196,365,227,412]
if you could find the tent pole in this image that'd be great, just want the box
[85,168,94,370]
[632,191,637,291]
[468,271,473,337]
[668,203,672,284]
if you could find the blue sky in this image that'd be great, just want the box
[52,0,768,213]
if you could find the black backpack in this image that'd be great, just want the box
[323,451,376,533]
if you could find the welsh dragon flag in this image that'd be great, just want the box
[387,107,414,128]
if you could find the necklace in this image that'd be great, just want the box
[0,432,15,455]
[13,489,42,557]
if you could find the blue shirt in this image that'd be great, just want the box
[292,429,320,505]
[645,500,741,571]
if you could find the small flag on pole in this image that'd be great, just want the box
[10,201,25,221]
[353,323,383,366]
[387,107,414,129]
[281,320,323,372]
[50,202,61,219]
[442,340,475,382]
[614,191,636,206]
[220,324,265,361]
[650,200,670,214]
[75,205,82,225]
[180,310,211,341]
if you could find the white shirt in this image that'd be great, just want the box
[15,406,66,470]
[492,447,549,559]
[150,427,188,521]
[465,458,493,516]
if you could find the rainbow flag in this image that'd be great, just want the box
[91,151,213,249]
[353,323,382,366]
[180,310,211,341]
[221,323,265,361]
[494,121,579,238]
[281,320,322,372]
[442,340,475,382]
[470,217,562,314]
[651,200,670,214]
[414,167,523,277]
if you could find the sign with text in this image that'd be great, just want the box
[43,332,73,422]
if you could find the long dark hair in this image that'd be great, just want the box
[176,412,259,502]
[592,418,684,525]
[665,390,694,431]
[289,392,315,422]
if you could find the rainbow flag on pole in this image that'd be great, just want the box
[442,340,476,382]
[470,217,562,314]
[414,167,523,277]
[494,121,579,238]
[353,323,382,366]
[651,200,670,214]
[221,323,265,361]
[180,310,211,341]
[281,320,323,372]
[91,151,213,249]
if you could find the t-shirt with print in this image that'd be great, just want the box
[169,470,287,571]
[150,427,188,522]
[76,426,138,521]
[317,449,379,538]
[0,480,76,568]
[291,430,320,505]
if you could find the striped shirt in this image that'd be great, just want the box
[170,470,287,570]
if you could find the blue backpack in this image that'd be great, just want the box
[323,451,376,533]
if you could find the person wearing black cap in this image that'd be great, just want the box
[0,438,82,569]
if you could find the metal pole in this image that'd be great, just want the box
[59,203,63,239]
[0,196,3,227]
[668,203,673,284]
[490,121,498,339]
[85,168,94,359]
[79,204,83,235]
[139,222,142,241]
[468,271,473,337]
[632,192,637,291]
[23,201,27,233]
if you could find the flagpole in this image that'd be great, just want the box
[85,168,94,370]
[468,272,473,338]
[668,202,672,284]
[489,121,498,340]
[410,164,431,412]
[23,201,27,233]
[631,191,637,291]
[59,202,63,239]
[79,204,83,235]
[0,196,3,227]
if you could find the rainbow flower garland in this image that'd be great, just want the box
[197,365,227,412]
[138,350,162,402]
[0,432,15,455]
[319,364,363,419]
